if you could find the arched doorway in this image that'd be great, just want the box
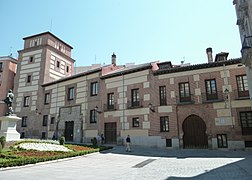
[182,115,208,149]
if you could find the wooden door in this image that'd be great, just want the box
[182,115,208,149]
[104,122,117,144]
[65,121,74,141]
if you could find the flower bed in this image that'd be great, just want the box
[0,140,103,168]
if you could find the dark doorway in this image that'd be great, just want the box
[104,122,117,144]
[65,121,74,141]
[182,115,208,149]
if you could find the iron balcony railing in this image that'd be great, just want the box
[103,103,117,112]
[127,99,143,109]
[176,95,195,104]
[201,91,225,103]
[233,89,250,100]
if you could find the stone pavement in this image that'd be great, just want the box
[1,145,252,180]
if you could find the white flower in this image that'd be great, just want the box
[18,143,72,152]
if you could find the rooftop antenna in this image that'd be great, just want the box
[50,19,53,32]
[9,46,12,57]
[95,54,97,64]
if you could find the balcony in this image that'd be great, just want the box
[176,95,194,104]
[201,91,225,103]
[127,99,143,109]
[233,89,250,100]
[103,103,117,112]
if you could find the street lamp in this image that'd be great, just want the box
[148,103,155,112]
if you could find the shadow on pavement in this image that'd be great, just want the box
[101,145,252,159]
[102,145,252,179]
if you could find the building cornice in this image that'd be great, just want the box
[23,31,73,49]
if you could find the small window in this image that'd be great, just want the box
[107,93,115,110]
[41,132,46,139]
[23,96,30,107]
[43,115,48,126]
[240,111,252,135]
[131,88,140,107]
[245,141,252,147]
[21,116,27,127]
[217,134,228,148]
[236,75,249,97]
[44,93,50,104]
[68,87,74,100]
[56,61,60,68]
[132,117,140,127]
[66,66,69,73]
[51,117,55,124]
[160,116,169,132]
[205,79,218,100]
[166,139,172,147]
[27,75,32,83]
[90,110,97,123]
[0,62,3,72]
[179,82,191,102]
[29,56,34,63]
[91,82,98,96]
[159,86,167,105]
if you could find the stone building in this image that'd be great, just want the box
[0,56,17,116]
[13,32,252,149]
[233,0,252,107]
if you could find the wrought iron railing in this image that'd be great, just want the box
[103,103,117,111]
[127,99,143,109]
[176,95,194,104]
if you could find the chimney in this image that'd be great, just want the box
[111,52,116,66]
[206,47,213,63]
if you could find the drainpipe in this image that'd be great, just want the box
[175,104,180,149]
[122,73,125,131]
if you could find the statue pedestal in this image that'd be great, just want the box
[0,115,21,141]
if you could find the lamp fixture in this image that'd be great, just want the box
[148,103,155,112]
[95,106,102,113]
[224,88,229,100]
[35,108,41,115]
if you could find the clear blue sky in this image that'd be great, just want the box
[0,0,242,66]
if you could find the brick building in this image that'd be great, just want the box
[13,32,252,149]
[0,56,17,116]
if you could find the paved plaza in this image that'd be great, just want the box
[1,146,252,180]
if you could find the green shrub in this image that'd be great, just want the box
[59,136,65,145]
[91,137,97,146]
[0,136,6,149]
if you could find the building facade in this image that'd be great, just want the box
[0,56,17,116]
[234,0,252,107]
[13,32,252,150]
[13,32,75,139]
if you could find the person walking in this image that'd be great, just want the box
[125,135,131,152]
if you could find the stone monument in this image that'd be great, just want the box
[0,89,21,141]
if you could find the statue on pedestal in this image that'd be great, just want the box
[3,89,14,116]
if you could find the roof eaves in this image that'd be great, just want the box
[23,31,73,49]
[42,67,102,87]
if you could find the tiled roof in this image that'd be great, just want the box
[42,67,102,87]
[154,58,242,75]
[101,63,152,79]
